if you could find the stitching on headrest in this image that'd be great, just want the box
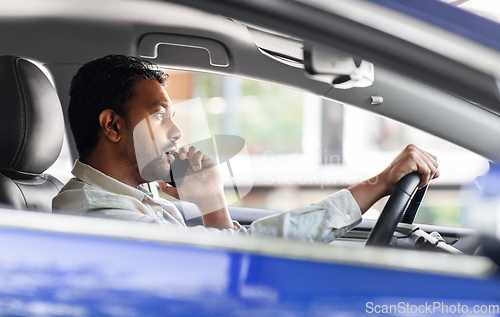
[10,57,27,169]
[15,60,29,169]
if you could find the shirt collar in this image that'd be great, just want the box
[72,159,152,203]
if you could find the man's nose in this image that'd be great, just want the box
[168,121,183,141]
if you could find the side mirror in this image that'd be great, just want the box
[304,42,374,89]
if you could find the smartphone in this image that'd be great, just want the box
[167,152,191,187]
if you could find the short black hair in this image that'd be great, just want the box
[68,54,167,161]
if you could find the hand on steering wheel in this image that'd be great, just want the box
[346,145,439,248]
[365,172,423,247]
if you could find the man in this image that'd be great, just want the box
[53,55,439,241]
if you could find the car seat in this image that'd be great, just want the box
[0,56,65,212]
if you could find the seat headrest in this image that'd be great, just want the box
[0,56,64,178]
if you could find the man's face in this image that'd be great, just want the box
[122,79,182,183]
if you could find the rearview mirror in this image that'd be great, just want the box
[304,42,374,89]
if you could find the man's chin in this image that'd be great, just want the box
[139,158,171,182]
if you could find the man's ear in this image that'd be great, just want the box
[98,109,123,143]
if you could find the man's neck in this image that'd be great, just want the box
[83,147,142,189]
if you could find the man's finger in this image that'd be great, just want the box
[178,147,188,160]
[415,155,437,188]
[193,150,204,171]
[420,151,439,183]
[433,170,441,179]
[187,146,198,166]
[424,150,438,162]
[422,150,439,169]
[420,151,437,173]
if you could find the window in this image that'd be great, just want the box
[161,69,489,227]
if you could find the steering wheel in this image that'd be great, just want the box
[365,172,423,247]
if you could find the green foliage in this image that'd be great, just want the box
[196,73,304,154]
[415,205,461,227]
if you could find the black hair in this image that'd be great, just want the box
[68,54,167,161]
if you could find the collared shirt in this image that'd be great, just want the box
[53,160,362,242]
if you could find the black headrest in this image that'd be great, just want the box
[0,56,64,178]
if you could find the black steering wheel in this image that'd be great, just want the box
[365,172,424,247]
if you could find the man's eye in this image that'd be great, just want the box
[154,112,165,121]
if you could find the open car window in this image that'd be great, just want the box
[143,69,490,229]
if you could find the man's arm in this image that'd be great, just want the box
[348,144,439,213]
[250,144,439,242]
[160,144,439,234]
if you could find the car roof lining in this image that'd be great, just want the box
[1,0,499,160]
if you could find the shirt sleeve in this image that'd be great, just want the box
[248,189,361,242]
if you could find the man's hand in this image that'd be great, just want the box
[379,144,439,196]
[348,144,439,213]
[158,146,233,229]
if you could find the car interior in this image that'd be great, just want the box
[1,0,500,262]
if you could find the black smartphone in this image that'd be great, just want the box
[167,152,191,188]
